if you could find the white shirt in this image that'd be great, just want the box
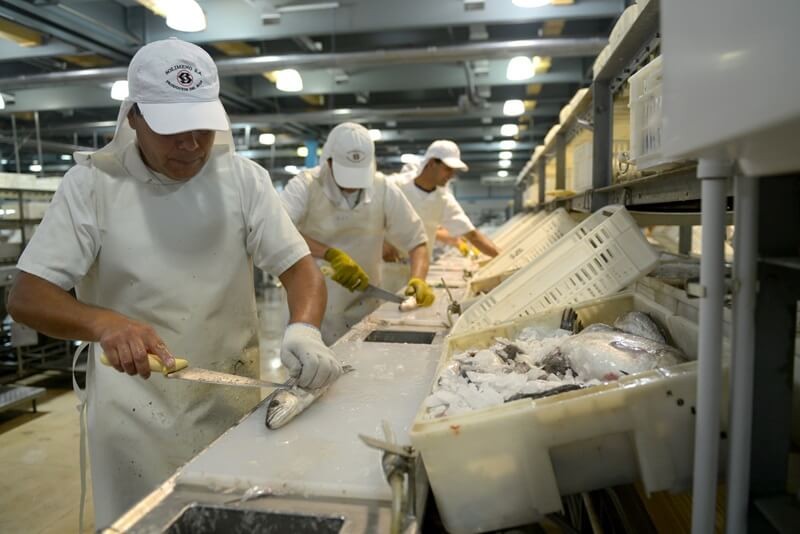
[393,175,476,238]
[281,166,427,253]
[18,143,309,290]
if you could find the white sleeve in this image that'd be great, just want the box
[383,182,428,252]
[237,158,310,276]
[279,174,312,225]
[440,190,476,237]
[16,166,101,290]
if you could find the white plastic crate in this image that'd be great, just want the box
[410,289,729,534]
[629,56,667,170]
[494,212,548,251]
[488,213,523,240]
[468,208,576,295]
[452,205,659,335]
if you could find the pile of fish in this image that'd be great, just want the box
[423,311,686,419]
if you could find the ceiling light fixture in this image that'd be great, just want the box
[503,99,525,116]
[297,146,309,158]
[512,0,552,8]
[506,55,542,81]
[498,160,512,168]
[500,124,519,137]
[499,140,517,150]
[284,165,300,174]
[29,163,42,172]
[165,0,207,32]
[497,170,509,178]
[499,151,513,160]
[60,154,72,161]
[110,80,128,101]
[258,133,276,145]
[400,154,418,164]
[0,94,4,110]
[368,129,382,142]
[275,69,303,92]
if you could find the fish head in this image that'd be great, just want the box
[264,389,301,430]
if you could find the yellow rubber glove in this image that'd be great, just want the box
[456,239,470,257]
[324,248,369,291]
[470,245,481,257]
[405,278,435,307]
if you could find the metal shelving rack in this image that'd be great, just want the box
[512,0,798,532]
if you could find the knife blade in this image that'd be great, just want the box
[99,353,291,389]
[364,284,405,304]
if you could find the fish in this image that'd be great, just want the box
[554,329,685,381]
[506,383,583,402]
[613,311,667,344]
[264,365,354,429]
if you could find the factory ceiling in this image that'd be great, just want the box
[0,0,620,181]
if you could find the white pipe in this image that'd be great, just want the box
[725,175,759,533]
[691,157,732,534]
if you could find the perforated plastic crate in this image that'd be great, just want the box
[572,141,593,193]
[629,56,667,170]
[493,212,548,251]
[452,205,659,334]
[468,208,576,296]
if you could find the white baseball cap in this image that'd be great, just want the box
[421,140,469,171]
[321,123,375,189]
[127,38,229,135]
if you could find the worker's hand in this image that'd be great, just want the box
[324,248,369,291]
[456,239,470,257]
[280,323,343,389]
[405,278,435,307]
[95,311,176,379]
[382,241,402,263]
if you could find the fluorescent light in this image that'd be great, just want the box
[503,99,525,116]
[165,0,207,32]
[512,0,552,7]
[296,146,309,158]
[0,208,16,216]
[29,164,42,172]
[506,56,534,81]
[498,160,512,168]
[277,2,339,13]
[258,133,276,146]
[332,108,352,115]
[368,129,382,141]
[60,154,72,161]
[499,140,517,150]
[110,80,128,101]
[284,165,300,174]
[0,159,7,165]
[499,151,513,160]
[275,69,303,92]
[0,94,4,110]
[400,154,418,164]
[500,124,519,137]
[498,170,509,178]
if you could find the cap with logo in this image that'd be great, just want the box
[127,38,229,135]
[321,122,375,189]
[421,140,469,171]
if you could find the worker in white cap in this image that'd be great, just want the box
[391,140,500,258]
[281,122,433,344]
[7,38,342,529]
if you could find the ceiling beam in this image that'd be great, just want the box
[141,0,623,44]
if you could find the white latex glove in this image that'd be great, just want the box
[280,323,343,389]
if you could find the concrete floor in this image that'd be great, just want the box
[0,294,287,534]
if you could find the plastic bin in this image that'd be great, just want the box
[468,208,576,296]
[452,205,659,335]
[494,212,548,251]
[629,56,667,170]
[410,288,730,534]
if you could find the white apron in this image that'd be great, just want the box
[73,103,260,528]
[297,170,387,344]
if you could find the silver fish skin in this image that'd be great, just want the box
[265,386,327,429]
[557,329,685,381]
[613,311,667,344]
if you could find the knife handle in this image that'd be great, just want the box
[99,353,189,375]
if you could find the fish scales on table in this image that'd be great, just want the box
[423,310,687,419]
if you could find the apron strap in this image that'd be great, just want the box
[72,341,91,534]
